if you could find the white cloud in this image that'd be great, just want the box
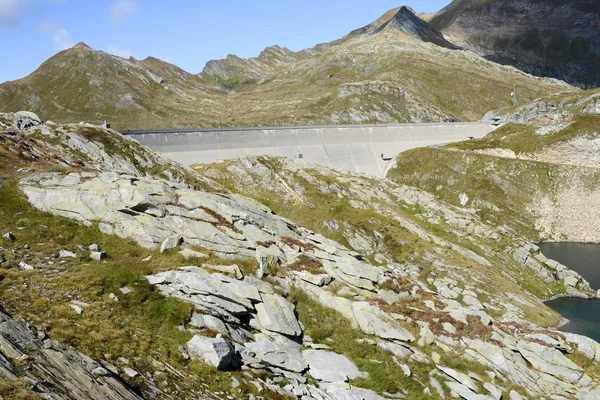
[109,0,138,23]
[0,0,23,28]
[37,20,74,50]
[51,26,73,49]
[107,44,132,58]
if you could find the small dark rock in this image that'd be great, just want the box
[2,232,15,241]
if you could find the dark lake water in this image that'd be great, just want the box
[539,242,600,290]
[540,242,600,342]
[545,297,600,342]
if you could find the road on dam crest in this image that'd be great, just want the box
[122,123,498,177]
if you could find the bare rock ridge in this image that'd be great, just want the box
[202,45,305,83]
[372,6,458,49]
[429,0,600,88]
[200,7,457,87]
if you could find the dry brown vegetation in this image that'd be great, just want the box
[286,255,326,275]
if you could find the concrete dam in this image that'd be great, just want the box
[123,123,498,177]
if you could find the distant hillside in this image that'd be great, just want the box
[429,0,600,88]
[388,88,600,241]
[0,7,574,130]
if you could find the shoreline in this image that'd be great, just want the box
[538,240,600,245]
[543,292,599,330]
[543,291,595,302]
[554,317,571,329]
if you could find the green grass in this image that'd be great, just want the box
[388,147,551,239]
[0,26,573,130]
[448,115,600,154]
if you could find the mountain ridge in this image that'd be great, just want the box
[0,4,576,129]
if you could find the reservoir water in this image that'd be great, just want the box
[540,242,600,342]
[539,242,600,290]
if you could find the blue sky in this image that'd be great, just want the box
[0,0,451,83]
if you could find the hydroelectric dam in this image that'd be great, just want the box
[122,122,498,177]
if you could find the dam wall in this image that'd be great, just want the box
[123,123,497,177]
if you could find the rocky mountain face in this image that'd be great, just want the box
[0,7,573,129]
[428,0,600,88]
[2,109,600,399]
[347,6,457,49]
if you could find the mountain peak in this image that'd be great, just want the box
[72,42,92,51]
[397,5,417,15]
[378,5,457,49]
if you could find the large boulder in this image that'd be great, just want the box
[437,366,479,392]
[352,302,415,342]
[256,245,285,276]
[187,335,234,371]
[189,313,229,336]
[255,293,302,337]
[244,333,307,372]
[302,350,365,382]
[160,234,182,253]
[564,333,600,362]
[13,111,42,131]
[515,340,584,384]
[293,271,332,287]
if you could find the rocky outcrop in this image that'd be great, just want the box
[4,115,600,399]
[302,350,365,382]
[186,336,234,371]
[0,309,141,399]
[372,6,457,49]
[429,0,600,88]
[20,170,397,297]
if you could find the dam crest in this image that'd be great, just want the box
[123,123,498,177]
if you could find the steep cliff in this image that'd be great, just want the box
[429,0,600,88]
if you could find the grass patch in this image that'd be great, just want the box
[286,255,326,274]
[448,115,600,154]
[0,379,40,400]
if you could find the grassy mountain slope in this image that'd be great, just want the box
[387,89,600,242]
[0,43,223,129]
[0,8,574,130]
[2,111,600,399]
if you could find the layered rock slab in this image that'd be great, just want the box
[0,310,141,400]
[303,350,365,383]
